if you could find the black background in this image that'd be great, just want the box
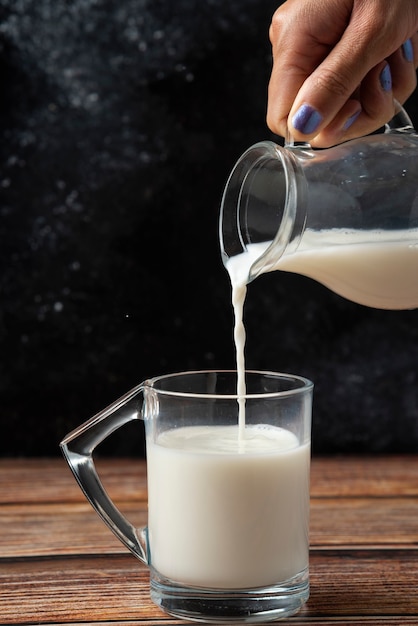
[1,0,418,456]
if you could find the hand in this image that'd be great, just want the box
[267,0,418,147]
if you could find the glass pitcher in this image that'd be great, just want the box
[219,105,418,309]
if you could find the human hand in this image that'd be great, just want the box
[267,0,418,147]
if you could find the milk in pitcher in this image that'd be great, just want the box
[227,228,418,310]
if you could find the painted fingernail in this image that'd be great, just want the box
[402,38,414,62]
[292,104,323,135]
[343,108,362,131]
[379,63,392,92]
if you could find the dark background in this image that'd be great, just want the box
[1,0,418,456]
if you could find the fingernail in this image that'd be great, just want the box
[343,108,362,131]
[402,38,414,62]
[292,104,323,135]
[379,63,392,92]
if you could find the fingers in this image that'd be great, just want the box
[310,35,418,147]
[266,0,353,138]
[287,38,411,144]
[389,35,418,103]
[312,62,395,147]
[267,0,418,147]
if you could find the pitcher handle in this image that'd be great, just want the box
[60,382,148,564]
[285,127,311,149]
[385,100,416,134]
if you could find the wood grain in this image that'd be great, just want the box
[310,455,418,497]
[1,497,418,559]
[0,458,147,504]
[1,456,418,625]
[1,551,418,624]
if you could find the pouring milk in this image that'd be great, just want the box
[146,232,310,592]
[226,244,267,436]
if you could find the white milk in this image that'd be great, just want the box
[226,243,264,437]
[227,228,418,310]
[147,424,310,589]
[276,229,418,310]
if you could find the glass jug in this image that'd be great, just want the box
[219,105,418,309]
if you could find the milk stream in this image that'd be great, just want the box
[226,244,264,439]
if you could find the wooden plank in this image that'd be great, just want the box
[1,550,418,624]
[310,456,418,497]
[0,458,148,504]
[1,456,418,505]
[310,496,418,547]
[2,496,418,559]
[305,549,418,618]
[1,458,418,625]
[0,555,156,624]
[0,502,146,558]
[28,617,417,626]
[29,621,418,626]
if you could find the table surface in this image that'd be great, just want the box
[1,455,418,625]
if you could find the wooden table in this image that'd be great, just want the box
[1,456,418,625]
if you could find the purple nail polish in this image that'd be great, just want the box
[343,108,361,131]
[379,64,392,92]
[292,104,323,135]
[402,38,414,62]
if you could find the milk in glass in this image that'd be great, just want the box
[147,424,310,588]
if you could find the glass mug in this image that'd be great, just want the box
[60,369,313,623]
[220,104,418,309]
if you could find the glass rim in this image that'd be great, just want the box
[144,369,313,400]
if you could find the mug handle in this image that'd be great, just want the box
[60,382,148,564]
